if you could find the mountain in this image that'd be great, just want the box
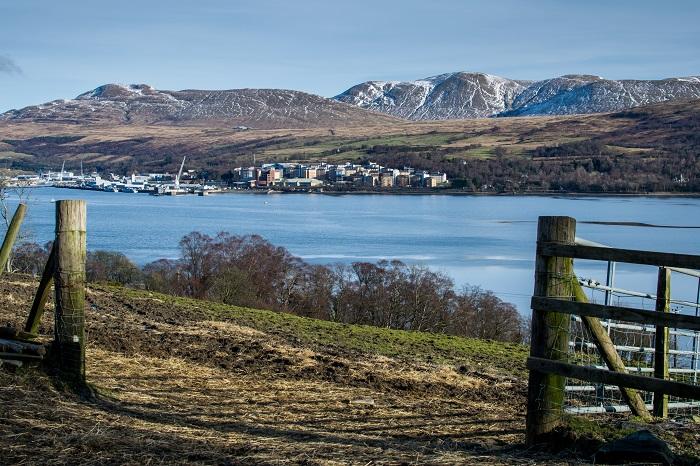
[503,75,700,116]
[0,84,400,129]
[7,75,699,129]
[335,73,700,120]
[334,72,530,120]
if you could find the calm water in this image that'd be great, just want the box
[5,188,700,313]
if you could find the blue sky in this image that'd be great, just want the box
[1,0,698,112]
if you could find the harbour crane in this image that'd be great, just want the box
[174,156,186,191]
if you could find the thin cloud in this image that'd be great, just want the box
[0,55,22,75]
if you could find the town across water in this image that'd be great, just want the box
[5,188,700,314]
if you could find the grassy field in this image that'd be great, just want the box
[1,276,698,464]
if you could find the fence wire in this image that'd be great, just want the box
[54,275,86,383]
[560,270,700,418]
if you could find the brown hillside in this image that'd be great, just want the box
[2,276,698,463]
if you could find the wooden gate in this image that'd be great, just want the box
[526,216,700,444]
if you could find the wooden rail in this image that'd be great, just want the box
[530,297,700,331]
[25,245,56,334]
[538,243,700,269]
[528,357,700,400]
[526,215,700,445]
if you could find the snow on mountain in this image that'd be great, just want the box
[335,73,700,120]
[335,72,529,120]
[6,74,700,127]
[502,75,700,116]
[1,84,399,128]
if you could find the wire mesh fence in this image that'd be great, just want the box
[562,267,700,418]
[54,281,86,382]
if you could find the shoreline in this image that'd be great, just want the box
[21,185,700,199]
[318,190,700,198]
[210,189,700,199]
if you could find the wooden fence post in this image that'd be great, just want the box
[53,200,87,385]
[0,203,27,274]
[653,267,671,417]
[526,216,576,445]
[24,245,56,335]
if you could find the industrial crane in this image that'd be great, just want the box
[174,156,186,192]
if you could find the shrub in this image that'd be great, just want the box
[11,241,51,275]
[86,250,142,285]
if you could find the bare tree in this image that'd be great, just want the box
[87,250,143,285]
[0,169,11,229]
[140,231,527,343]
[449,286,526,342]
[11,241,51,276]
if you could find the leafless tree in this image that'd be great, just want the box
[141,232,527,343]
[10,241,51,276]
[87,250,143,285]
[449,285,526,342]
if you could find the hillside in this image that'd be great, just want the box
[2,276,698,464]
[1,98,698,193]
[503,75,700,117]
[0,275,534,464]
[0,84,400,129]
[4,73,700,133]
[335,72,700,120]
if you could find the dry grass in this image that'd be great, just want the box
[3,276,697,464]
[0,275,546,464]
[1,347,538,465]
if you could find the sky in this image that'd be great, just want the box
[1,0,699,112]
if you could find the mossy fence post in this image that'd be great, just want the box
[0,203,27,274]
[526,216,576,444]
[53,200,87,385]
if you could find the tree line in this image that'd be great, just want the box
[11,232,527,343]
[363,143,699,193]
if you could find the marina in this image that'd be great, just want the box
[7,157,222,196]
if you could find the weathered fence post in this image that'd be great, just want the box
[653,266,671,417]
[24,245,56,335]
[0,203,27,274]
[526,216,576,444]
[53,200,87,385]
